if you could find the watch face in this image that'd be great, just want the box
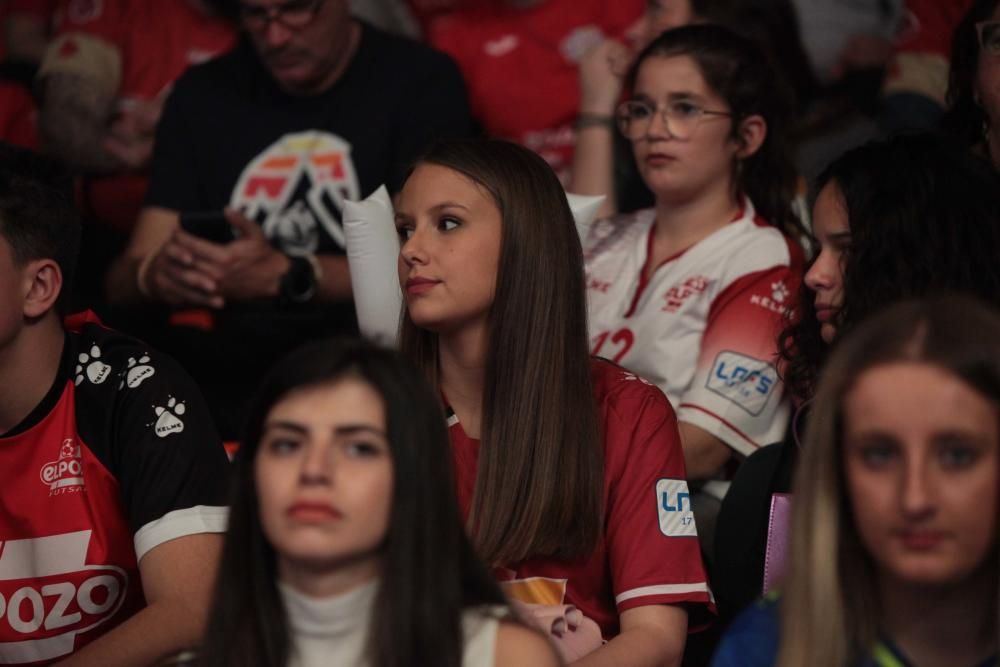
[281,256,317,303]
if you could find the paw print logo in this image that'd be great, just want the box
[150,397,186,438]
[75,345,112,386]
[119,355,156,390]
[771,281,789,304]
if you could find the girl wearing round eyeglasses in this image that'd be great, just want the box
[582,24,805,540]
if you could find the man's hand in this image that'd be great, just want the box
[165,209,291,303]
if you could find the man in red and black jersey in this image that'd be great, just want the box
[0,143,229,665]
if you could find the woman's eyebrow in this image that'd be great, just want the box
[334,424,388,438]
[263,420,307,435]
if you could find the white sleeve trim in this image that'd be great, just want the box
[615,582,711,605]
[133,505,229,561]
[676,404,760,458]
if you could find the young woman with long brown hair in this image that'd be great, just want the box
[393,138,712,666]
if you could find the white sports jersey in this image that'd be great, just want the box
[583,200,803,457]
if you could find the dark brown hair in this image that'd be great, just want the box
[400,139,603,566]
[626,24,803,240]
[199,338,511,667]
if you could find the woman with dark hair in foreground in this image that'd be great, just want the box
[198,339,557,667]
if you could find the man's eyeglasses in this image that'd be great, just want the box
[977,20,1000,56]
[239,0,323,30]
[616,99,732,141]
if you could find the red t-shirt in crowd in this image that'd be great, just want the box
[40,0,235,231]
[427,0,644,183]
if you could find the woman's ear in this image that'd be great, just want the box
[735,114,767,159]
[22,259,63,319]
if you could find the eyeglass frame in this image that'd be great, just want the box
[238,0,324,30]
[976,20,1000,56]
[616,98,733,141]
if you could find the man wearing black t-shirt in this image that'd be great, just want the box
[0,145,229,664]
[105,0,473,438]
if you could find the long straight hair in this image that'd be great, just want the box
[400,139,603,566]
[778,296,1000,667]
[198,339,510,667]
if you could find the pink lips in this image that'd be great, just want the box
[814,305,837,323]
[287,502,343,522]
[644,152,676,166]
[405,277,440,296]
[896,530,947,550]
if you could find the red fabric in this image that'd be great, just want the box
[427,0,644,183]
[49,0,235,231]
[895,0,971,57]
[0,83,39,150]
[0,386,144,664]
[448,358,712,638]
[8,0,57,16]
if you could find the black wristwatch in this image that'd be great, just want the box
[278,255,318,304]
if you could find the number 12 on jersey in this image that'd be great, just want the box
[591,328,635,364]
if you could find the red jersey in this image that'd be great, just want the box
[448,358,712,638]
[38,0,235,231]
[584,201,805,461]
[427,0,643,183]
[0,314,229,664]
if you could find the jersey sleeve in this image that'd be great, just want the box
[603,378,713,617]
[676,265,797,457]
[38,0,126,99]
[108,345,229,561]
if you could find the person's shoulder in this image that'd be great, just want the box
[66,313,196,393]
[590,357,673,416]
[169,42,250,97]
[358,20,460,73]
[492,619,560,667]
[711,595,781,667]
[585,207,653,253]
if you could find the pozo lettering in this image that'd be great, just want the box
[0,532,128,663]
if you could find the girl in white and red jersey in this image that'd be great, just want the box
[394,139,712,665]
[584,25,805,502]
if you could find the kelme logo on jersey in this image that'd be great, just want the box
[0,531,127,663]
[39,439,85,495]
[706,351,777,416]
[656,479,697,537]
[231,131,361,255]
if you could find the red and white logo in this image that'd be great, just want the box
[39,439,85,495]
[0,531,128,663]
[231,131,361,254]
[662,276,711,313]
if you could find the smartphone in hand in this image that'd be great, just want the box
[179,211,236,244]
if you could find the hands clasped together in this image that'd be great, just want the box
[140,209,291,307]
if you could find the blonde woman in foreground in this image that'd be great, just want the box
[712,295,999,667]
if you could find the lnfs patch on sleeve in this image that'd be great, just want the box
[656,478,697,537]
